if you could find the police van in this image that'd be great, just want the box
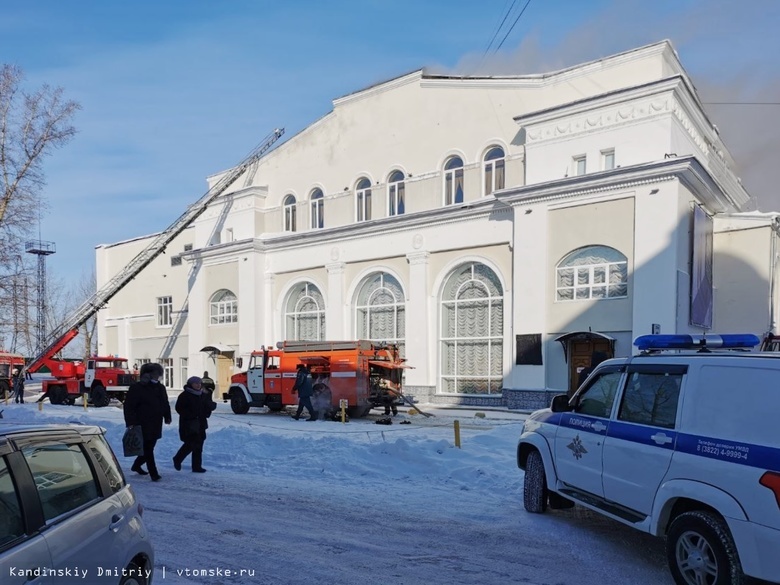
[517,334,780,585]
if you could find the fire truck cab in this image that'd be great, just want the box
[42,355,136,407]
[225,340,407,418]
[0,351,26,397]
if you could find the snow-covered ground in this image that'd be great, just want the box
[1,387,674,585]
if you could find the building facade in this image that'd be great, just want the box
[96,41,770,409]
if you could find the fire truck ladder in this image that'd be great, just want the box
[26,127,285,375]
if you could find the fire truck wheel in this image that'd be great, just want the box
[49,386,68,405]
[91,385,110,408]
[230,390,250,414]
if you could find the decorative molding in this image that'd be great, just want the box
[326,262,346,275]
[412,233,424,250]
[406,251,430,266]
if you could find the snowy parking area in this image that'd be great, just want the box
[1,394,674,584]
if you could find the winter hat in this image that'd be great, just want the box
[139,363,164,378]
[187,376,203,387]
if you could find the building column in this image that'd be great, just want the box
[263,273,276,346]
[237,254,259,358]
[326,262,346,339]
[405,251,430,387]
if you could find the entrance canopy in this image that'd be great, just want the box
[554,331,615,361]
[199,344,235,355]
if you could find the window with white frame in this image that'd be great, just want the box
[356,272,405,355]
[310,188,324,229]
[483,146,505,196]
[440,263,503,395]
[157,296,172,326]
[210,289,238,324]
[602,149,615,170]
[285,282,325,341]
[444,156,464,205]
[180,358,188,388]
[356,178,372,222]
[556,245,628,301]
[573,155,587,176]
[283,195,297,232]
[387,171,405,216]
[160,358,173,388]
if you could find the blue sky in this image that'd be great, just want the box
[2,0,779,286]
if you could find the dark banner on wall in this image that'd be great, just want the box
[516,334,543,365]
[690,205,713,329]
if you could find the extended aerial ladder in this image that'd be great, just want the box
[24,128,285,384]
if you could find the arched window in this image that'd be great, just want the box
[440,263,503,394]
[283,195,296,232]
[355,272,405,355]
[310,188,324,229]
[483,146,505,196]
[356,177,372,222]
[210,289,238,325]
[444,156,464,205]
[285,282,326,341]
[387,170,405,216]
[556,245,628,301]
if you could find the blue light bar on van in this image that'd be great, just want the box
[634,334,760,351]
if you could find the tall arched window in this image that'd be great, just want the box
[483,146,505,196]
[556,245,628,301]
[356,177,372,222]
[310,188,324,229]
[285,282,326,341]
[209,289,238,324]
[387,170,405,216]
[440,263,503,394]
[444,156,464,205]
[355,272,405,355]
[283,195,296,232]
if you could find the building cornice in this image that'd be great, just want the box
[421,41,671,91]
[494,156,740,214]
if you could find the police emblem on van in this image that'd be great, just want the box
[567,435,587,459]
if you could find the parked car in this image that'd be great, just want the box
[0,423,154,584]
[517,334,780,585]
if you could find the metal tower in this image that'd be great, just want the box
[25,240,56,352]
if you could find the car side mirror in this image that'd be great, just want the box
[550,394,572,413]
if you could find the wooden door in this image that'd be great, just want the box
[216,355,233,398]
[568,338,613,395]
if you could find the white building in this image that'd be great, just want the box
[96,40,773,409]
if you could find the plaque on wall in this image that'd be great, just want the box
[516,334,543,365]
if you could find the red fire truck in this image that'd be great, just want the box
[224,340,410,418]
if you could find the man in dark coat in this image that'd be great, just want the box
[123,362,172,481]
[172,376,216,473]
[201,371,216,394]
[12,368,24,404]
[292,363,316,421]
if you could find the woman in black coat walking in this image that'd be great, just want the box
[172,376,216,473]
[123,363,172,481]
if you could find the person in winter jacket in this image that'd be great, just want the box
[172,376,216,473]
[201,371,216,394]
[12,368,24,404]
[292,363,316,421]
[123,362,172,481]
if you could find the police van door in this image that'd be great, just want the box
[554,367,623,498]
[601,364,685,516]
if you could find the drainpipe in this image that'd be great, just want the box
[770,216,780,335]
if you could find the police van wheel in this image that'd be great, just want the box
[230,390,250,414]
[666,510,744,585]
[118,561,148,585]
[523,450,548,513]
